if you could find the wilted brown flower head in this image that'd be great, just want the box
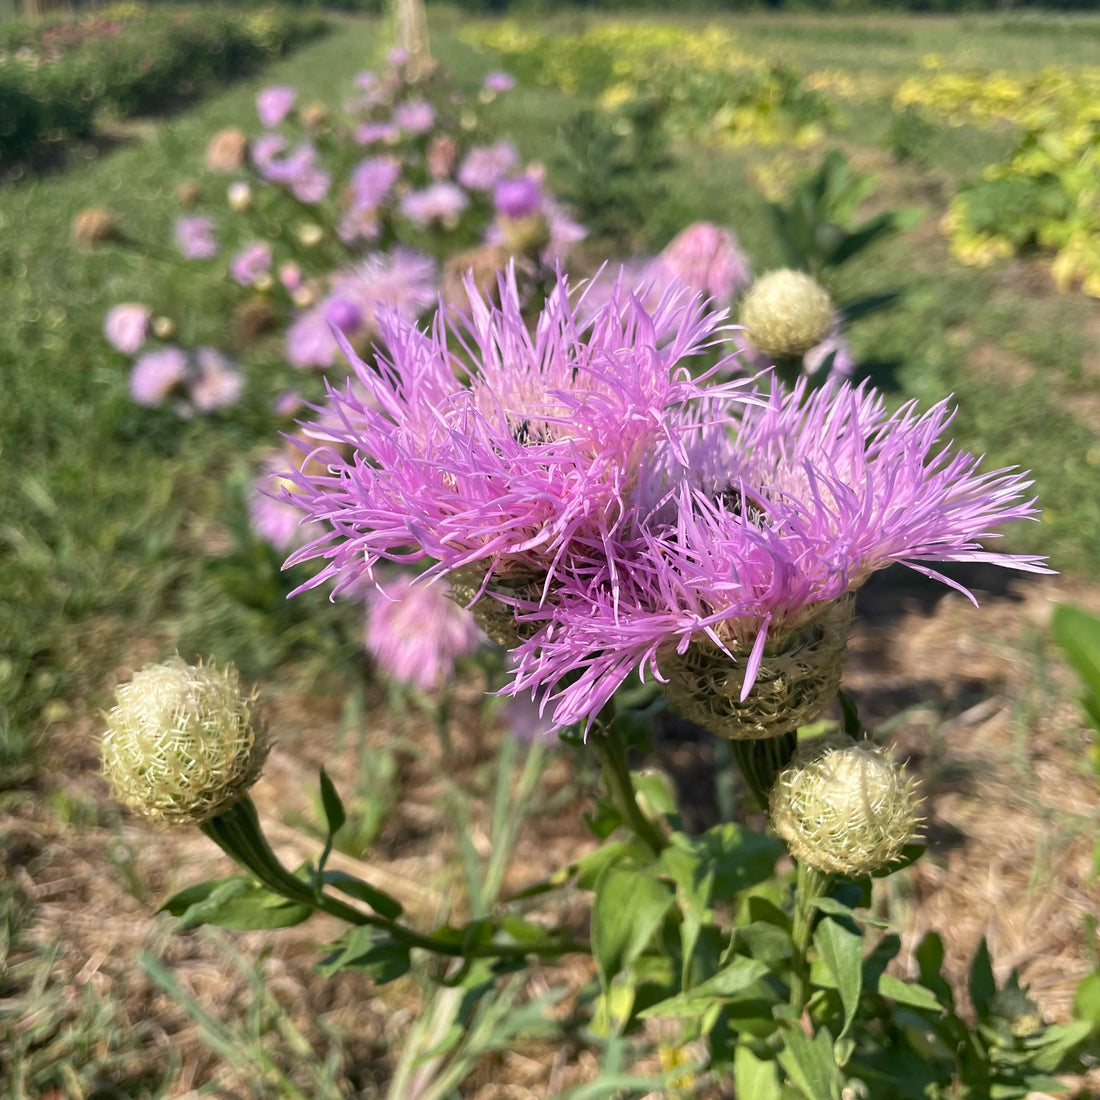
[205,127,248,174]
[72,206,120,247]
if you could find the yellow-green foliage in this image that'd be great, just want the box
[898,64,1100,296]
[463,21,828,149]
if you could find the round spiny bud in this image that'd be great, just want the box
[101,657,268,825]
[740,269,833,359]
[769,737,922,876]
[72,206,121,247]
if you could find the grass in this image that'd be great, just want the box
[2,7,1100,1094]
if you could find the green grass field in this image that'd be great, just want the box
[3,9,1100,1095]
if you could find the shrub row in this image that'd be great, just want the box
[0,6,328,169]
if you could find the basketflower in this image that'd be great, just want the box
[175,215,217,260]
[458,141,518,191]
[363,573,483,691]
[104,303,151,355]
[256,85,297,128]
[282,267,756,606]
[101,657,267,825]
[655,222,753,305]
[503,378,1050,735]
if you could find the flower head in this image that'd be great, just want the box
[483,71,515,94]
[205,127,248,173]
[393,99,435,135]
[130,347,188,406]
[190,348,243,411]
[401,182,468,227]
[503,377,1050,731]
[104,303,151,355]
[283,266,750,601]
[72,206,119,247]
[458,141,518,191]
[740,269,833,359]
[101,657,267,824]
[770,737,923,876]
[256,85,297,128]
[655,222,752,304]
[364,574,483,691]
[230,241,273,287]
[176,216,217,260]
[494,176,542,220]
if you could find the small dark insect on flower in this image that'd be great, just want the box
[716,485,768,528]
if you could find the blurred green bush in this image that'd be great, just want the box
[0,6,328,168]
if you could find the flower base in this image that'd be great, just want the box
[448,568,545,648]
[659,596,854,740]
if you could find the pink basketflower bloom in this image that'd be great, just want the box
[655,222,753,304]
[251,133,287,170]
[249,455,322,551]
[175,216,217,260]
[349,155,401,209]
[190,348,243,411]
[401,182,468,227]
[230,242,273,287]
[503,378,1052,730]
[494,176,542,220]
[256,85,297,128]
[129,346,188,406]
[261,142,330,204]
[356,122,399,146]
[281,266,755,599]
[364,574,483,692]
[393,99,435,135]
[457,141,518,191]
[104,303,151,354]
[483,71,515,94]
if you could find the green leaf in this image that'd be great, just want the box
[915,932,954,1010]
[591,864,674,987]
[1052,604,1100,734]
[321,869,402,920]
[1073,970,1100,1025]
[814,918,863,1062]
[878,974,946,1013]
[658,837,715,989]
[171,876,312,931]
[734,1044,784,1100]
[159,876,238,917]
[735,921,794,966]
[969,938,997,1018]
[632,769,678,819]
[836,292,901,326]
[812,896,893,929]
[778,1026,843,1100]
[638,956,771,1019]
[318,766,346,836]
[700,823,784,901]
[316,925,410,983]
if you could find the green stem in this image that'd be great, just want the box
[728,730,798,811]
[789,860,832,1017]
[201,797,586,961]
[592,718,668,858]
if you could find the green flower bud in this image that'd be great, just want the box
[740,269,833,359]
[769,737,922,876]
[101,657,268,825]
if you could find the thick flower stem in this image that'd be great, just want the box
[201,797,586,961]
[592,723,668,858]
[788,860,832,1017]
[728,730,798,811]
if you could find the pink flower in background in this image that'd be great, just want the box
[364,575,482,692]
[175,216,217,260]
[457,141,517,191]
[387,47,410,68]
[356,122,399,146]
[273,390,303,417]
[393,99,435,135]
[230,242,273,287]
[190,348,242,411]
[483,70,515,93]
[804,328,856,379]
[129,346,188,406]
[655,222,752,304]
[256,85,297,128]
[338,206,381,245]
[286,249,437,369]
[323,296,364,335]
[103,303,151,354]
[260,142,330,204]
[499,694,558,743]
[349,155,401,209]
[401,182,468,226]
[252,133,287,170]
[249,456,321,551]
[285,307,336,369]
[493,176,542,220]
[279,262,303,292]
